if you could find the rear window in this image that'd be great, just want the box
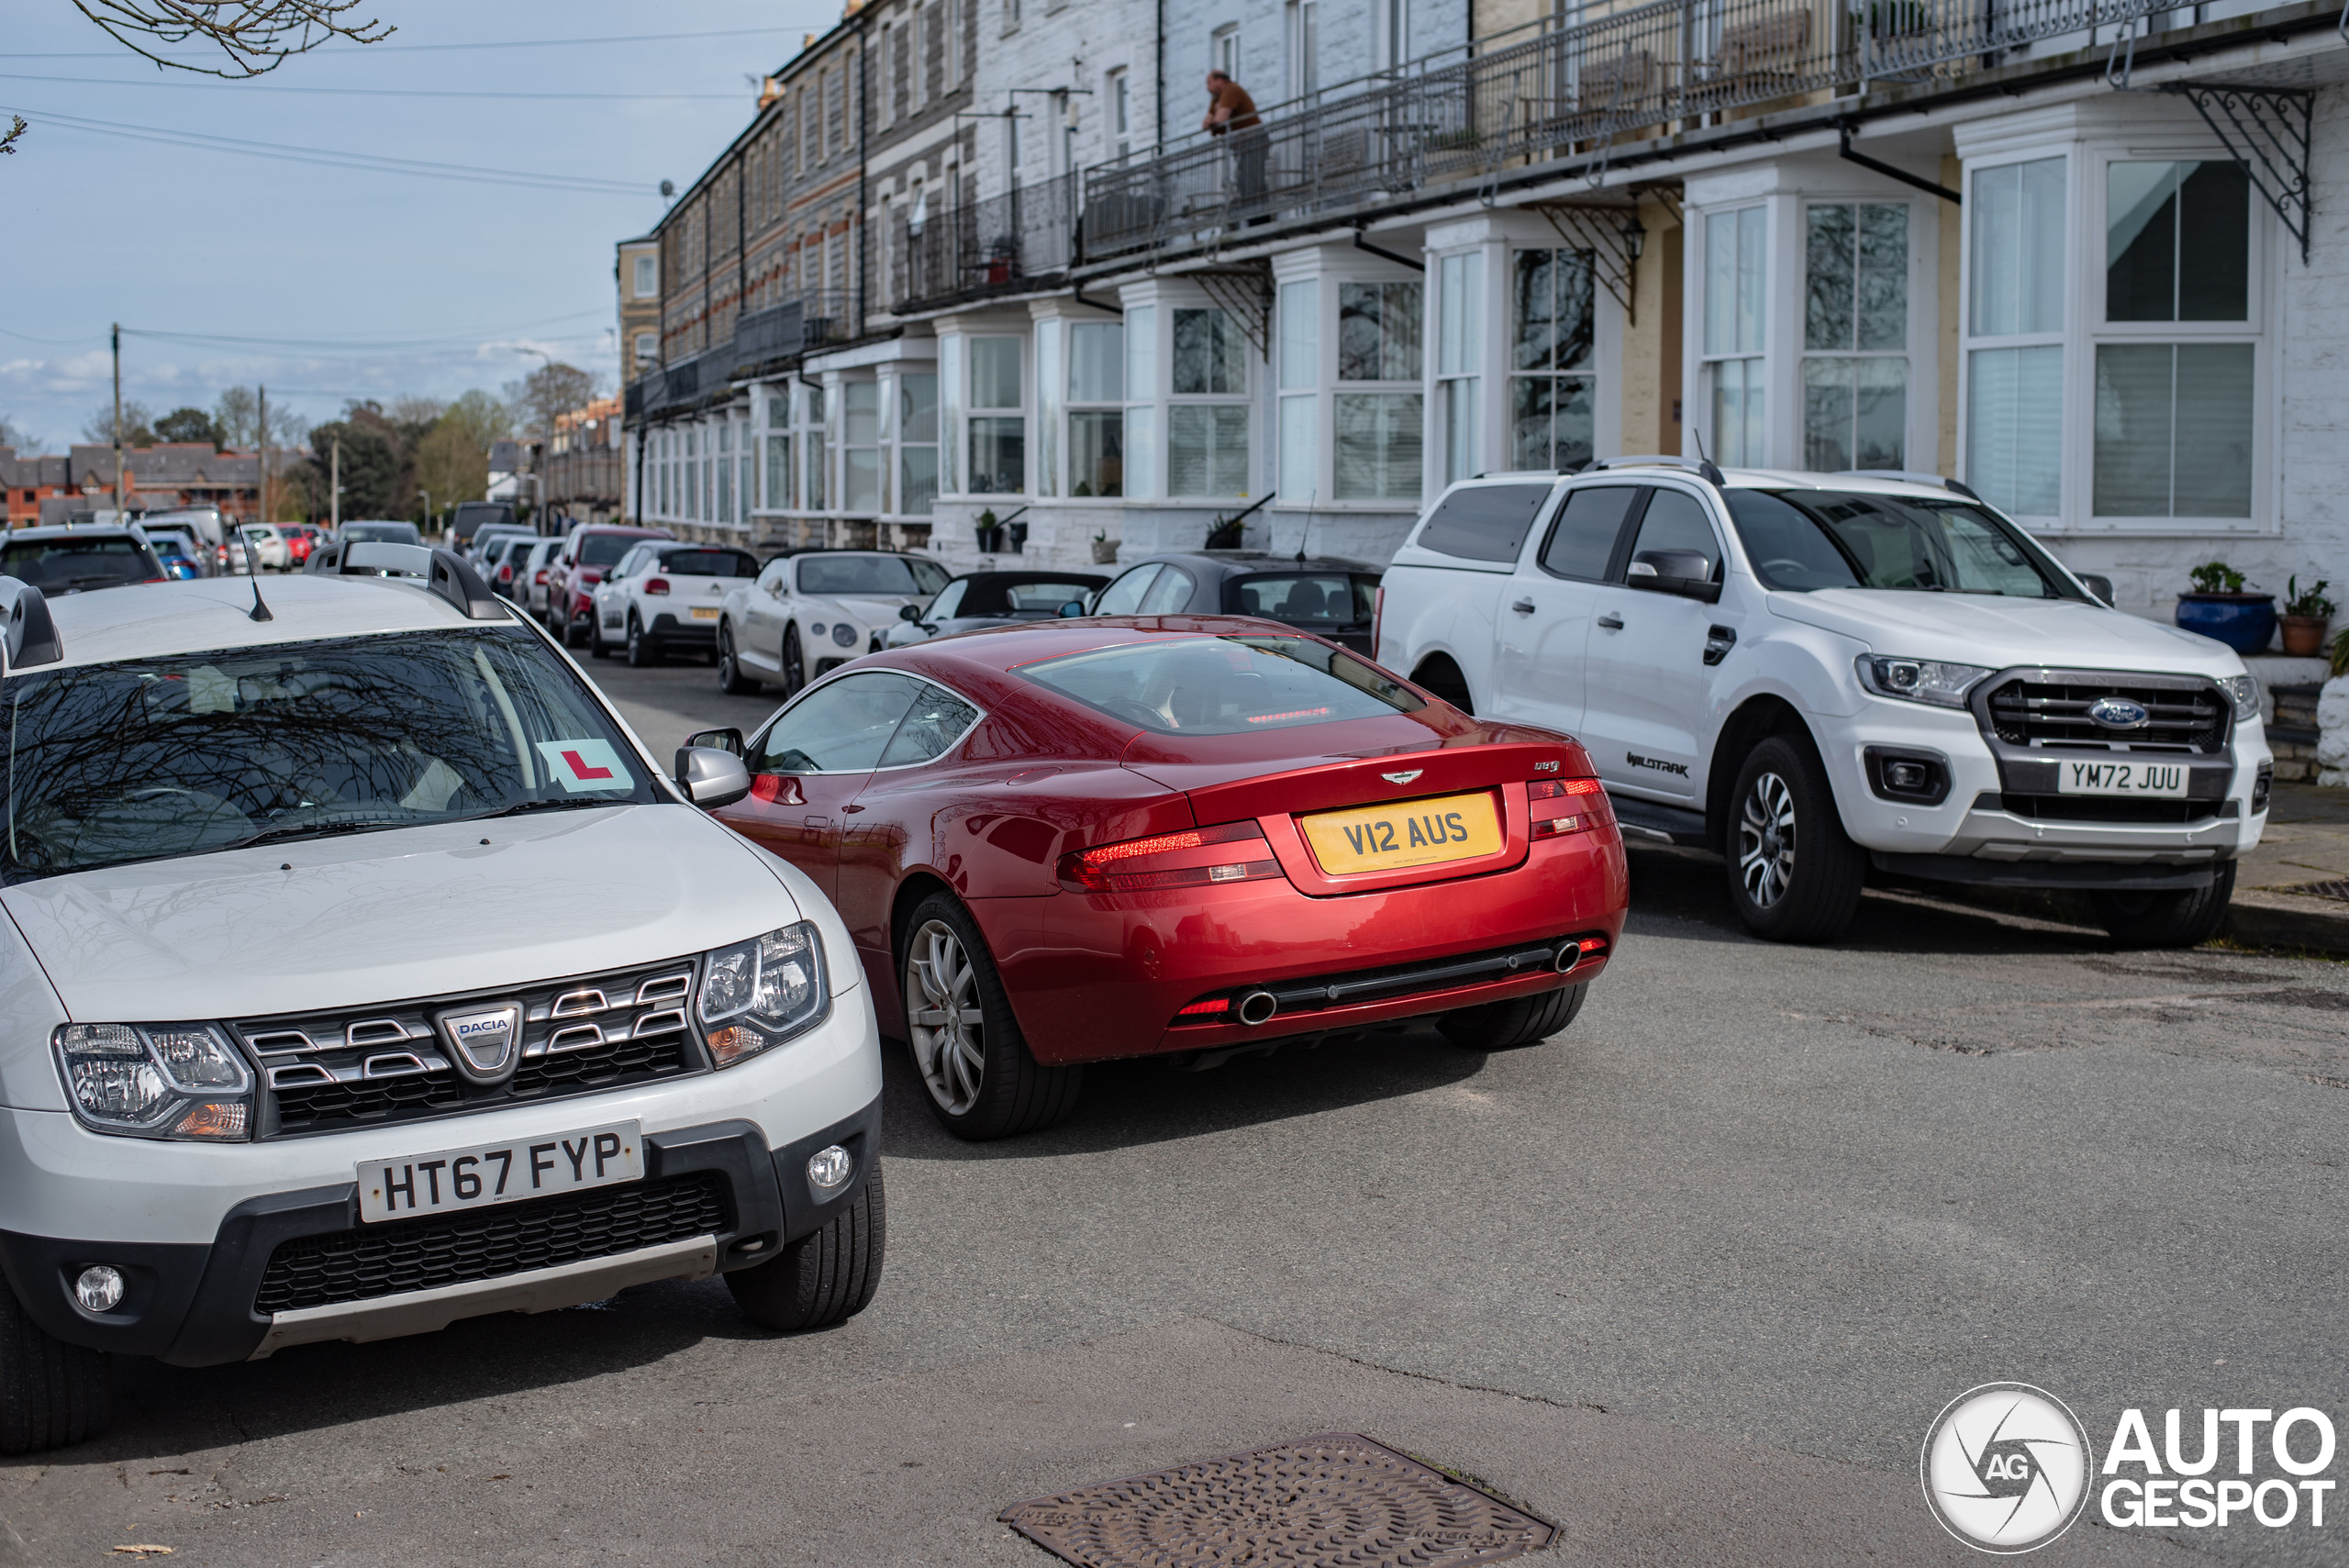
[1020,635,1425,736]
[342,523,419,545]
[1,535,160,593]
[1413,484,1553,562]
[660,549,758,577]
[1229,573,1376,625]
[797,554,951,595]
[576,534,646,567]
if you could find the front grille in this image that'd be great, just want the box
[1998,795,2227,825]
[239,956,707,1140]
[252,1172,730,1315]
[1981,672,2227,753]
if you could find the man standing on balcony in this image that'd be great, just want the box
[1202,69,1266,209]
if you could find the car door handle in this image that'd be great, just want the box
[841,804,865,814]
[1511,598,1536,615]
[1597,613,1625,630]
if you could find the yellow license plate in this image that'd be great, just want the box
[689,606,721,621]
[1300,791,1502,875]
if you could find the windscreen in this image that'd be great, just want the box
[3,628,660,883]
[342,523,420,545]
[1021,635,1426,736]
[967,579,1098,616]
[1722,490,2078,597]
[798,554,947,595]
[1,535,161,594]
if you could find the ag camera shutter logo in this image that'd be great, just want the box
[1921,1383,2093,1553]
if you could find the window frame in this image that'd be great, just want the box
[1799,199,1913,474]
[1698,204,1768,469]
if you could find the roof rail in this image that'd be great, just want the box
[1584,454,1729,487]
[307,540,509,621]
[1838,469,1983,502]
[0,576,62,673]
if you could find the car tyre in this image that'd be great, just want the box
[900,894,1081,1140]
[2091,862,2235,949]
[1438,981,1587,1051]
[560,607,586,650]
[718,625,761,695]
[588,617,612,659]
[725,1160,886,1332]
[780,623,807,699]
[1725,735,1866,943]
[0,1276,108,1456]
[625,613,659,668]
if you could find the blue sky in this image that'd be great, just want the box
[1,0,838,450]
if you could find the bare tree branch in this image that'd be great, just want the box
[71,2,394,79]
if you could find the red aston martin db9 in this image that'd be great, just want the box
[694,615,1628,1139]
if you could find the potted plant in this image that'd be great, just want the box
[973,508,1005,553]
[1091,529,1119,565]
[1006,518,1029,555]
[2174,562,2276,655]
[2281,575,2334,657]
[1205,514,1246,550]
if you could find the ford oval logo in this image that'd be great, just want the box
[2087,696,2150,729]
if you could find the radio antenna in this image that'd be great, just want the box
[240,527,273,622]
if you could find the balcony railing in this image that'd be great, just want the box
[1082,0,2178,259]
[892,171,1080,314]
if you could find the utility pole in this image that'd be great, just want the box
[110,323,124,519]
[256,384,268,538]
[330,434,341,530]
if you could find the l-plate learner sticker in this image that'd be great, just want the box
[536,738,634,793]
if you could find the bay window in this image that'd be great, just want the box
[1169,306,1249,496]
[765,395,794,511]
[1122,305,1156,498]
[1802,203,1909,473]
[1335,280,1422,500]
[1512,248,1597,471]
[968,336,1026,494]
[1437,251,1483,485]
[1965,156,2065,517]
[1701,206,1766,467]
[1277,280,1318,502]
[844,381,883,513]
[899,373,939,514]
[1068,320,1124,496]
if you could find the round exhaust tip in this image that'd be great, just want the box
[1236,990,1278,1027]
[1553,944,1582,975]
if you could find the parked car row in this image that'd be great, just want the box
[0,538,1625,1460]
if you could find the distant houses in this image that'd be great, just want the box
[0,442,301,528]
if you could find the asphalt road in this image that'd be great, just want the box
[6,658,2346,1567]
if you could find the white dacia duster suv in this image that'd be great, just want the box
[0,544,885,1454]
[1377,461,2270,947]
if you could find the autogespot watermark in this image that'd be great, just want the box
[1922,1385,2338,1553]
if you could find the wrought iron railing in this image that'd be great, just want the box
[892,171,1081,313]
[1082,0,2180,259]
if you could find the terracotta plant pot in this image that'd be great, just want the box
[2281,615,2331,657]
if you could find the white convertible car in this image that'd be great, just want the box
[717,550,948,696]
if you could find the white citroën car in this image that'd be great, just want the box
[0,544,885,1454]
[1376,462,2272,947]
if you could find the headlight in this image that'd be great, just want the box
[831,622,858,648]
[53,1023,252,1140]
[2217,674,2260,721]
[695,922,828,1068]
[1855,655,1994,709]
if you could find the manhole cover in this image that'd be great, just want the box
[998,1431,1554,1568]
[2277,879,2349,903]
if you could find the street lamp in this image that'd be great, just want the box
[417,487,431,538]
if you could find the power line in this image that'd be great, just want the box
[12,25,811,58]
[0,72,746,102]
[1,104,655,195]
[122,311,614,352]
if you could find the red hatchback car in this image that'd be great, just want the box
[696,616,1629,1139]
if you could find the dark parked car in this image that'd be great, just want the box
[1083,553,1383,654]
[0,526,167,595]
[333,520,424,548]
[882,569,1109,648]
[448,501,517,550]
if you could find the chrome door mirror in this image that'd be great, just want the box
[674,745,751,809]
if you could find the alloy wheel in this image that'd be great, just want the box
[1737,770,1798,908]
[906,918,986,1116]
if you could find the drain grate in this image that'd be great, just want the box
[2277,879,2349,903]
[997,1432,1554,1568]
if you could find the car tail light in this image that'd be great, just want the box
[644,577,670,595]
[1529,775,1608,840]
[1056,820,1282,894]
[536,569,549,584]
[1372,585,1386,661]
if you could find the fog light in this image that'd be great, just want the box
[74,1265,124,1313]
[807,1144,852,1192]
[1887,761,1928,791]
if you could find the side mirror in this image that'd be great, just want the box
[1627,550,1721,604]
[1058,600,1086,618]
[897,602,922,621]
[684,726,744,756]
[674,745,751,809]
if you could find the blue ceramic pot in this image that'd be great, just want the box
[2175,594,2276,654]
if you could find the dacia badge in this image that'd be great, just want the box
[436,1003,524,1084]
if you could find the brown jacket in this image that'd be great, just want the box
[1208,81,1262,134]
